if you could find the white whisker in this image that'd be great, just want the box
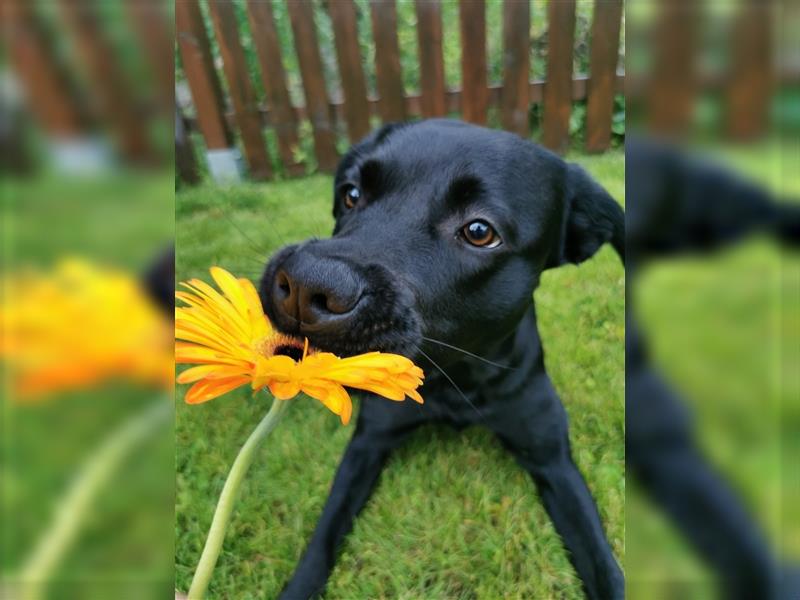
[421,336,515,370]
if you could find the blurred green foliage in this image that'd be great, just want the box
[2,173,175,598]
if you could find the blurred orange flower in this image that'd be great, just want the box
[175,267,424,424]
[0,259,173,398]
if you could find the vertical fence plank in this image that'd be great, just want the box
[5,2,89,139]
[585,0,622,152]
[726,0,771,140]
[646,0,695,136]
[246,0,304,175]
[501,0,530,136]
[415,0,447,117]
[287,0,339,172]
[58,0,154,163]
[208,0,272,180]
[542,0,576,153]
[176,0,233,151]
[369,0,406,122]
[125,0,174,114]
[328,0,371,142]
[459,0,488,125]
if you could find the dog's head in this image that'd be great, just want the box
[260,120,623,360]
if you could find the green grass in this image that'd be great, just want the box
[175,150,625,598]
[2,173,175,598]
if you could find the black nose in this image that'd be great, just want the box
[272,257,363,326]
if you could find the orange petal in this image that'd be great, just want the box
[175,342,249,367]
[407,388,424,404]
[177,364,251,384]
[338,387,353,424]
[210,267,250,323]
[238,277,271,338]
[175,319,245,356]
[267,379,301,400]
[352,382,406,401]
[176,296,251,349]
[181,279,249,338]
[301,381,353,424]
[184,376,250,404]
[257,354,297,372]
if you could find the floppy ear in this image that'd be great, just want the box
[547,163,625,268]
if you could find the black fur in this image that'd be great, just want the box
[259,119,625,599]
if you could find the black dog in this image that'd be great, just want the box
[259,119,625,599]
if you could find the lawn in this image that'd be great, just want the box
[175,150,625,598]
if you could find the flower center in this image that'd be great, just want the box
[273,344,304,361]
[254,333,306,361]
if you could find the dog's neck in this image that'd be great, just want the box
[415,305,545,424]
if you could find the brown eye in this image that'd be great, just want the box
[343,185,361,209]
[461,220,501,248]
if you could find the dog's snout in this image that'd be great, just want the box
[272,258,362,327]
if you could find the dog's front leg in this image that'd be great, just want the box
[488,373,624,600]
[279,399,422,599]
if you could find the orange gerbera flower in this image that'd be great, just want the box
[175,267,424,424]
[0,259,173,398]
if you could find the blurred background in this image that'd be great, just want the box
[3,0,799,597]
[2,1,174,598]
[626,0,799,598]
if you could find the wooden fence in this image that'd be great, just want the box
[176,0,625,183]
[4,2,785,179]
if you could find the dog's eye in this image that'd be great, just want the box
[343,185,361,209]
[461,220,501,248]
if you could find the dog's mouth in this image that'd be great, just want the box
[292,305,421,359]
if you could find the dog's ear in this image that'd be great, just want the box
[546,163,625,268]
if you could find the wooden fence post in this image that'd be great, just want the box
[208,0,273,181]
[58,0,155,163]
[459,0,488,125]
[370,0,406,123]
[726,0,771,140]
[542,0,576,153]
[175,1,234,151]
[501,0,530,137]
[415,0,447,118]
[646,0,696,137]
[4,2,89,139]
[287,0,340,172]
[328,0,372,142]
[246,0,304,176]
[125,0,174,116]
[586,0,622,152]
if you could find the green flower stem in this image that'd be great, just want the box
[19,398,171,600]
[188,398,289,600]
